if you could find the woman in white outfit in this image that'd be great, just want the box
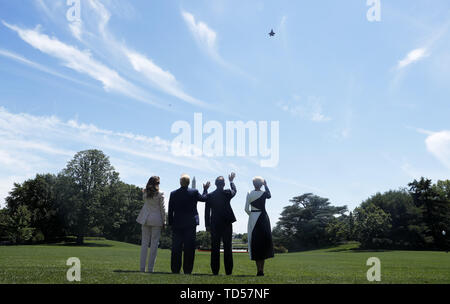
[136,176,166,273]
[245,177,274,276]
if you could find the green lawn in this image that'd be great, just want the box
[0,240,449,284]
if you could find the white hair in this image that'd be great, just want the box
[253,176,264,189]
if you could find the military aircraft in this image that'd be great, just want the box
[269,29,275,37]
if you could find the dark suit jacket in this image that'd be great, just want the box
[204,182,237,229]
[168,187,207,229]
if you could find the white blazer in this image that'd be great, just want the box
[136,191,166,227]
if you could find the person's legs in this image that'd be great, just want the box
[222,224,233,275]
[147,226,162,272]
[256,260,265,276]
[182,226,196,274]
[140,225,151,272]
[210,227,221,275]
[171,228,183,274]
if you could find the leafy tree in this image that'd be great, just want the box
[325,215,350,245]
[354,204,392,248]
[105,183,144,244]
[196,230,211,249]
[273,193,347,251]
[409,178,450,250]
[360,189,426,249]
[4,174,64,242]
[2,205,35,244]
[61,150,119,244]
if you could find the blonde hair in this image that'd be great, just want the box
[253,176,264,189]
[180,174,190,187]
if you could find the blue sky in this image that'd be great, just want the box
[0,0,449,233]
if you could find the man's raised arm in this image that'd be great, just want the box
[228,172,237,198]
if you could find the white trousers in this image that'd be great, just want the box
[140,225,162,272]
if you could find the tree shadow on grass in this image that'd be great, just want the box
[326,248,353,252]
[113,270,177,275]
[190,273,254,278]
[112,270,254,277]
[350,248,393,253]
[326,248,393,253]
[113,270,142,274]
[49,242,113,248]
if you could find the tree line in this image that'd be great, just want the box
[1,149,449,252]
[0,150,172,247]
[272,179,450,251]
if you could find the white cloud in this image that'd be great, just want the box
[86,0,111,37]
[423,130,450,169]
[126,50,208,108]
[0,48,94,88]
[181,9,251,81]
[68,2,208,108]
[34,0,54,19]
[69,21,83,41]
[182,11,220,61]
[0,106,227,205]
[277,95,331,123]
[0,106,222,189]
[2,21,161,108]
[397,48,429,69]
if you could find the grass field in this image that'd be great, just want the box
[0,240,449,284]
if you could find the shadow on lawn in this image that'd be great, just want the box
[49,242,113,248]
[112,270,254,277]
[113,270,180,275]
[326,247,393,253]
[190,273,254,278]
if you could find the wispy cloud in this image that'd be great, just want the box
[0,48,94,88]
[277,95,331,123]
[279,16,288,50]
[394,19,450,71]
[0,106,229,205]
[125,50,208,108]
[2,21,163,108]
[397,48,429,69]
[182,11,221,62]
[4,1,207,111]
[0,106,228,204]
[0,106,222,174]
[64,1,209,108]
[181,10,252,80]
[69,21,83,41]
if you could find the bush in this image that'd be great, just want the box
[274,245,288,253]
[159,235,172,249]
[32,230,45,243]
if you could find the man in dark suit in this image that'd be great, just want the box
[168,174,210,274]
[204,172,237,275]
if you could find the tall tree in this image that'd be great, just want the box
[273,193,347,251]
[348,211,355,240]
[360,189,426,249]
[354,204,392,248]
[62,150,119,244]
[409,178,450,250]
[4,174,63,242]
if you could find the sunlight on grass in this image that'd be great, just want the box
[0,240,449,284]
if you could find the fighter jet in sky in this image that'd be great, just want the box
[269,29,275,37]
